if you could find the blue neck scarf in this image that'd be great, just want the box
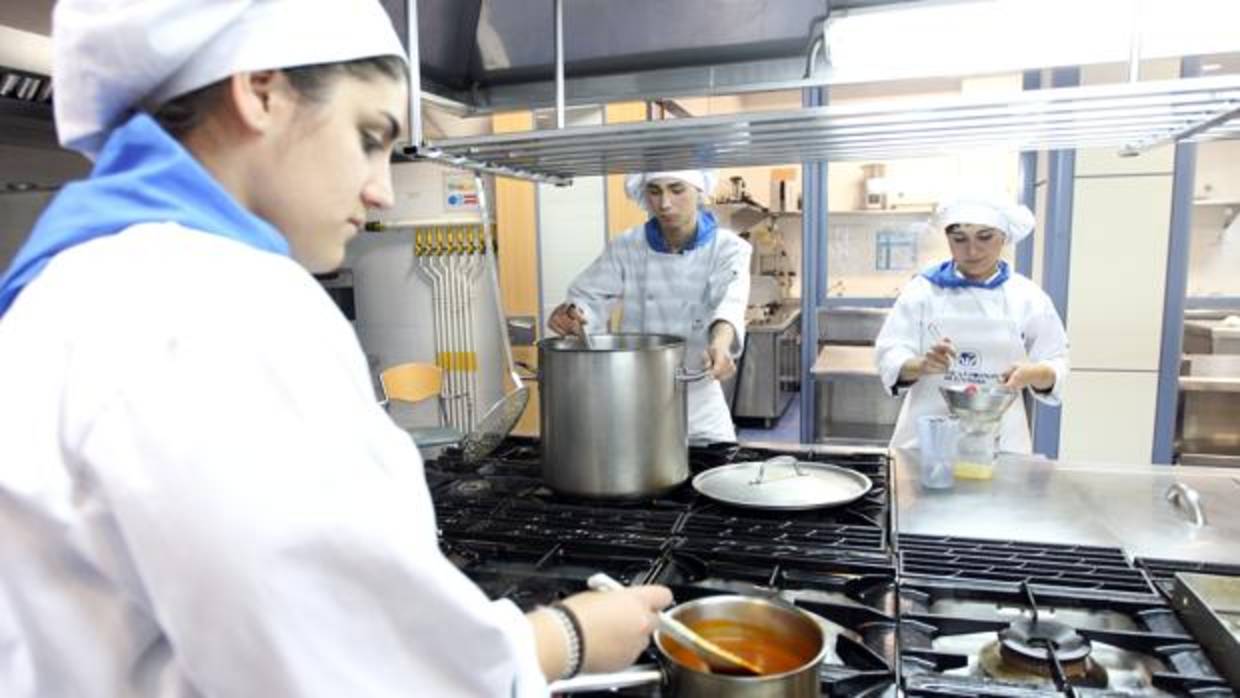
[922,260,1010,290]
[644,210,718,254]
[0,113,289,316]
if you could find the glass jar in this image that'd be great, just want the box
[954,424,998,480]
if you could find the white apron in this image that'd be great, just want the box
[635,242,737,445]
[889,290,1032,453]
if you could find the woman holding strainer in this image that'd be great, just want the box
[875,193,1070,453]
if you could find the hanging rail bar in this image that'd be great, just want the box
[1122,101,1240,155]
[413,147,572,186]
[409,74,1240,182]
[554,0,566,129]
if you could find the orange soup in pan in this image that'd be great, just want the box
[659,618,815,676]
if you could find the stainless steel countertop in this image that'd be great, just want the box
[893,449,1240,565]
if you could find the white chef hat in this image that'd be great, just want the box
[933,191,1036,245]
[624,170,718,211]
[52,0,407,159]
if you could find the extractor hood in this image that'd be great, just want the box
[380,0,920,111]
[395,0,1240,183]
[0,25,55,149]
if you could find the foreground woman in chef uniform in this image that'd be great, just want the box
[874,194,1070,452]
[547,170,752,444]
[0,2,669,696]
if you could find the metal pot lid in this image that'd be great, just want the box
[692,456,872,510]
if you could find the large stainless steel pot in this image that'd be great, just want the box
[549,595,829,697]
[539,334,705,498]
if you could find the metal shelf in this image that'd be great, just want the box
[408,75,1240,186]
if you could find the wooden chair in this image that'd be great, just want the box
[378,362,464,449]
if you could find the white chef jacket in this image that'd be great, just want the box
[0,224,546,698]
[874,272,1069,453]
[563,221,752,444]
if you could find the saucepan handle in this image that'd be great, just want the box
[547,666,663,694]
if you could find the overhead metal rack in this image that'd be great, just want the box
[407,74,1240,186]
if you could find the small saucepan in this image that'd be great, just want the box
[548,594,829,697]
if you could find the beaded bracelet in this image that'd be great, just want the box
[547,603,584,679]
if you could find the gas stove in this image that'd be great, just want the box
[423,438,1235,697]
[425,438,897,696]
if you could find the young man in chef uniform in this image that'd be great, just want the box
[548,170,753,444]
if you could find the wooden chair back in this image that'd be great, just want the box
[379,362,443,405]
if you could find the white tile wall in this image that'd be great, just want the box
[536,108,607,328]
[346,162,507,429]
[538,175,607,325]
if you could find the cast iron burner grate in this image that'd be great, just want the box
[898,579,1234,697]
[1135,557,1240,597]
[429,437,893,558]
[899,534,1158,597]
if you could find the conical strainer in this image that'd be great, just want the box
[459,174,530,463]
[939,383,1018,432]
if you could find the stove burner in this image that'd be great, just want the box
[980,618,1109,687]
[1000,617,1090,665]
[978,640,1109,688]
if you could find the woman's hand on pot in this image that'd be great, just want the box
[549,303,587,337]
[704,321,738,380]
[1002,362,1055,392]
[560,585,673,673]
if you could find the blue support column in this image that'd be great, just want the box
[1152,57,1202,465]
[1032,67,1079,459]
[1016,70,1041,278]
[799,86,826,445]
[816,178,830,309]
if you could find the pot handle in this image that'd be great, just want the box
[547,665,663,694]
[675,367,712,383]
[513,360,540,381]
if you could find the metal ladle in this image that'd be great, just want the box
[587,573,763,676]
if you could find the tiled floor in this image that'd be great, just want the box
[736,392,803,444]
